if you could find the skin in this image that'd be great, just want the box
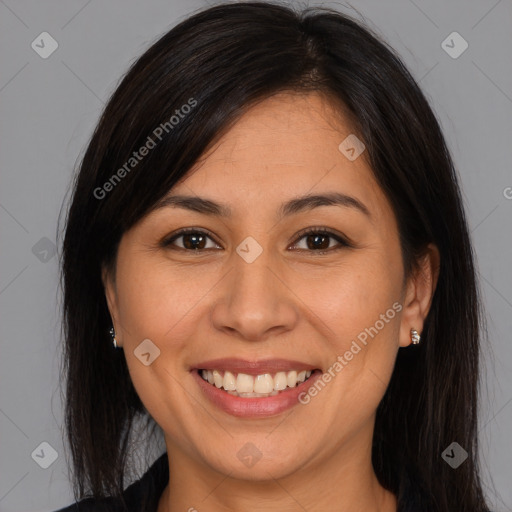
[103,92,439,512]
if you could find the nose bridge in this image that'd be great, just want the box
[210,241,298,340]
[231,232,277,300]
[230,245,279,318]
[233,249,274,299]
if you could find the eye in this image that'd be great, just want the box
[160,226,352,254]
[160,228,221,251]
[289,227,351,254]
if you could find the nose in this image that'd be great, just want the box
[210,249,299,342]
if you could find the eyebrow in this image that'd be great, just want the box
[152,192,371,220]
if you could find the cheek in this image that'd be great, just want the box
[293,252,402,400]
[112,256,213,433]
[115,255,218,341]
[295,251,402,339]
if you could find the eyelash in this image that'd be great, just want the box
[160,226,352,255]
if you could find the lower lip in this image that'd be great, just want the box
[191,369,322,418]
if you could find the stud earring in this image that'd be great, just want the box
[109,326,119,348]
[410,328,421,345]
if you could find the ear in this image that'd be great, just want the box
[102,265,122,347]
[399,243,440,347]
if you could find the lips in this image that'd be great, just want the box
[190,358,322,417]
[191,357,318,375]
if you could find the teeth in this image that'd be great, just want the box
[287,371,297,387]
[200,369,314,395]
[235,373,254,393]
[274,371,288,390]
[254,374,274,393]
[213,370,223,388]
[223,371,236,391]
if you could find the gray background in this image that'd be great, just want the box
[1,0,511,510]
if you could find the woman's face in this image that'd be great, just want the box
[103,92,433,482]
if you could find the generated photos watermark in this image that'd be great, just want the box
[93,97,197,200]
[298,301,403,404]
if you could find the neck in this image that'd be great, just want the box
[157,430,397,512]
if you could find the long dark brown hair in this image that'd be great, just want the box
[58,2,490,510]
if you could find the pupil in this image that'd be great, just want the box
[183,233,205,250]
[307,234,328,250]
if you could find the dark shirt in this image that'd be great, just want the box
[54,452,169,512]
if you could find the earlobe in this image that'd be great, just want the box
[399,243,440,347]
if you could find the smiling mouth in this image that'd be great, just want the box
[198,369,318,398]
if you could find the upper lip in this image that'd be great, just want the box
[192,358,318,376]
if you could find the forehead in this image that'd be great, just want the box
[167,92,389,221]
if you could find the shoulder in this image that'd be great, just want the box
[53,496,123,512]
[53,497,118,512]
[54,452,169,512]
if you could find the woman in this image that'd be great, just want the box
[56,2,491,511]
